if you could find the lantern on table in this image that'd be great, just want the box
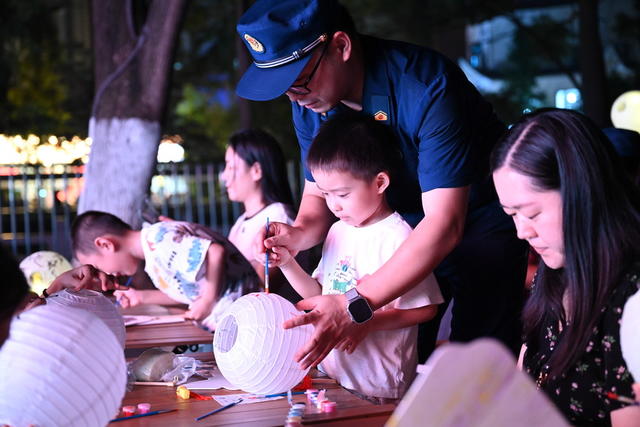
[18,250,73,295]
[213,292,313,394]
[0,304,127,427]
[46,288,126,348]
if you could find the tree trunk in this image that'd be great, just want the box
[79,0,187,227]
[579,0,608,127]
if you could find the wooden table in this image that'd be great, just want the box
[117,376,394,426]
[125,321,214,349]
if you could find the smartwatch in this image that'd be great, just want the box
[344,287,373,324]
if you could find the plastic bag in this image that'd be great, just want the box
[128,348,202,385]
[161,355,202,385]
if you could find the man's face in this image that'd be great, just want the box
[285,39,348,113]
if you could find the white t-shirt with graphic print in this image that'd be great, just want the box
[313,212,443,399]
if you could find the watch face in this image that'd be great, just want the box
[349,298,373,323]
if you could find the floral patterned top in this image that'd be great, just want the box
[523,266,640,426]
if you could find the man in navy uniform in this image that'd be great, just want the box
[236,0,528,368]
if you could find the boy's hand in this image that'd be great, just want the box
[114,288,144,308]
[335,321,373,354]
[46,265,124,295]
[255,222,303,260]
[257,245,294,268]
[185,296,214,321]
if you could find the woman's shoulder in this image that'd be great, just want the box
[262,203,294,224]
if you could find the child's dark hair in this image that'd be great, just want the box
[229,129,295,211]
[307,113,401,181]
[0,244,30,322]
[71,211,132,255]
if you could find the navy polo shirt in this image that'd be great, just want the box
[292,36,506,229]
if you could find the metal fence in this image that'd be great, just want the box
[0,161,305,260]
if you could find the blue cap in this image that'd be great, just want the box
[236,0,337,101]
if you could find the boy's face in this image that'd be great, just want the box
[76,245,138,277]
[312,168,388,227]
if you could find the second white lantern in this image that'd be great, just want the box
[213,292,313,394]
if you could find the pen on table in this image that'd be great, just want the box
[195,398,243,421]
[265,217,270,294]
[110,409,176,423]
[605,391,639,405]
[261,390,305,399]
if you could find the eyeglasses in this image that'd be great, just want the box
[287,41,329,96]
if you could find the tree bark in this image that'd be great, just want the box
[79,0,187,227]
[579,0,608,126]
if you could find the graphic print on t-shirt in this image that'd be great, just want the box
[327,257,357,294]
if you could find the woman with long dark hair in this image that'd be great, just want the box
[491,108,640,426]
[222,129,296,280]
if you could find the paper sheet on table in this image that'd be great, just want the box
[213,393,283,406]
[386,339,569,427]
[123,314,186,326]
[186,370,235,390]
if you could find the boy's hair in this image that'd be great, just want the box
[307,113,402,182]
[71,211,132,255]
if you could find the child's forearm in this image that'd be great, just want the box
[279,258,322,299]
[141,290,184,306]
[369,305,438,332]
[202,243,224,300]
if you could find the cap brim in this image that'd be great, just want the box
[236,56,312,101]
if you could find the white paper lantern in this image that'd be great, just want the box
[47,289,126,348]
[0,304,127,427]
[19,250,72,295]
[213,292,313,394]
[620,289,640,381]
[611,90,640,134]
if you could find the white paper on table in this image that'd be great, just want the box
[386,339,569,427]
[621,288,640,381]
[186,370,235,390]
[213,393,283,406]
[123,314,186,326]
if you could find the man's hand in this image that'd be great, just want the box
[113,288,145,308]
[46,265,124,295]
[254,222,304,263]
[335,321,373,354]
[184,296,214,321]
[283,294,352,369]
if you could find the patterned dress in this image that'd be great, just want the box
[523,266,640,426]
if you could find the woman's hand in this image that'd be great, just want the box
[46,265,124,295]
[283,294,353,369]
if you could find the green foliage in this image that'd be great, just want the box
[0,0,92,136]
[173,83,238,162]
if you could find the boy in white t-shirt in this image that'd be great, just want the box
[269,114,443,402]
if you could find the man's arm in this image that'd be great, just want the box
[357,186,469,309]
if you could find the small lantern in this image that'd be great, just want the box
[213,292,313,394]
[19,251,72,295]
[47,289,126,348]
